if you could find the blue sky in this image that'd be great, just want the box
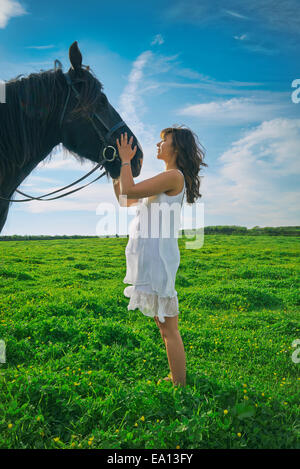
[1,0,299,235]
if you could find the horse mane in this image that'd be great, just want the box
[0,66,105,176]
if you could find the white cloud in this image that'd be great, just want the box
[151,77,265,99]
[119,50,153,124]
[0,0,27,28]
[223,9,249,20]
[177,96,292,125]
[164,0,300,35]
[234,34,247,40]
[21,176,63,187]
[26,45,55,50]
[36,145,98,171]
[19,183,111,214]
[203,118,300,226]
[151,34,164,46]
[118,50,159,159]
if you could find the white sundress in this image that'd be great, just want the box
[123,169,185,323]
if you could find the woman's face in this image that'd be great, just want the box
[156,133,175,161]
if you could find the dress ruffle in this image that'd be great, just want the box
[123,285,179,323]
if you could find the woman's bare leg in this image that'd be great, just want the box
[154,316,167,346]
[154,315,186,386]
[154,316,172,380]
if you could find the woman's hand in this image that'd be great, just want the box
[116,132,137,163]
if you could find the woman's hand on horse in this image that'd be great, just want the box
[116,132,137,163]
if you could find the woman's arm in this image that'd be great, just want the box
[119,167,181,199]
[112,179,139,207]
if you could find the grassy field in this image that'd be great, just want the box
[0,235,299,449]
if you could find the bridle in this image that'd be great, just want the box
[1,71,126,202]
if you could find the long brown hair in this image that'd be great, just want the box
[160,124,207,204]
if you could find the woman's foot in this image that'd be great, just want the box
[157,373,172,384]
[163,373,172,382]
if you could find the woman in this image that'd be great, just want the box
[113,125,207,387]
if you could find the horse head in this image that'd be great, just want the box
[59,41,143,179]
[0,41,143,233]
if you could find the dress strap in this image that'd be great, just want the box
[176,169,184,177]
[176,169,185,205]
[176,169,185,187]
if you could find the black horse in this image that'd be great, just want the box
[0,41,143,233]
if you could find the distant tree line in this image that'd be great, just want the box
[181,226,300,236]
[0,226,299,241]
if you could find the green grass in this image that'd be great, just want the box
[0,235,299,449]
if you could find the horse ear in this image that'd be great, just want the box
[69,41,82,74]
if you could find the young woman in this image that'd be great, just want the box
[113,125,207,387]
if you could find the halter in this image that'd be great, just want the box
[59,72,126,158]
[1,71,127,202]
